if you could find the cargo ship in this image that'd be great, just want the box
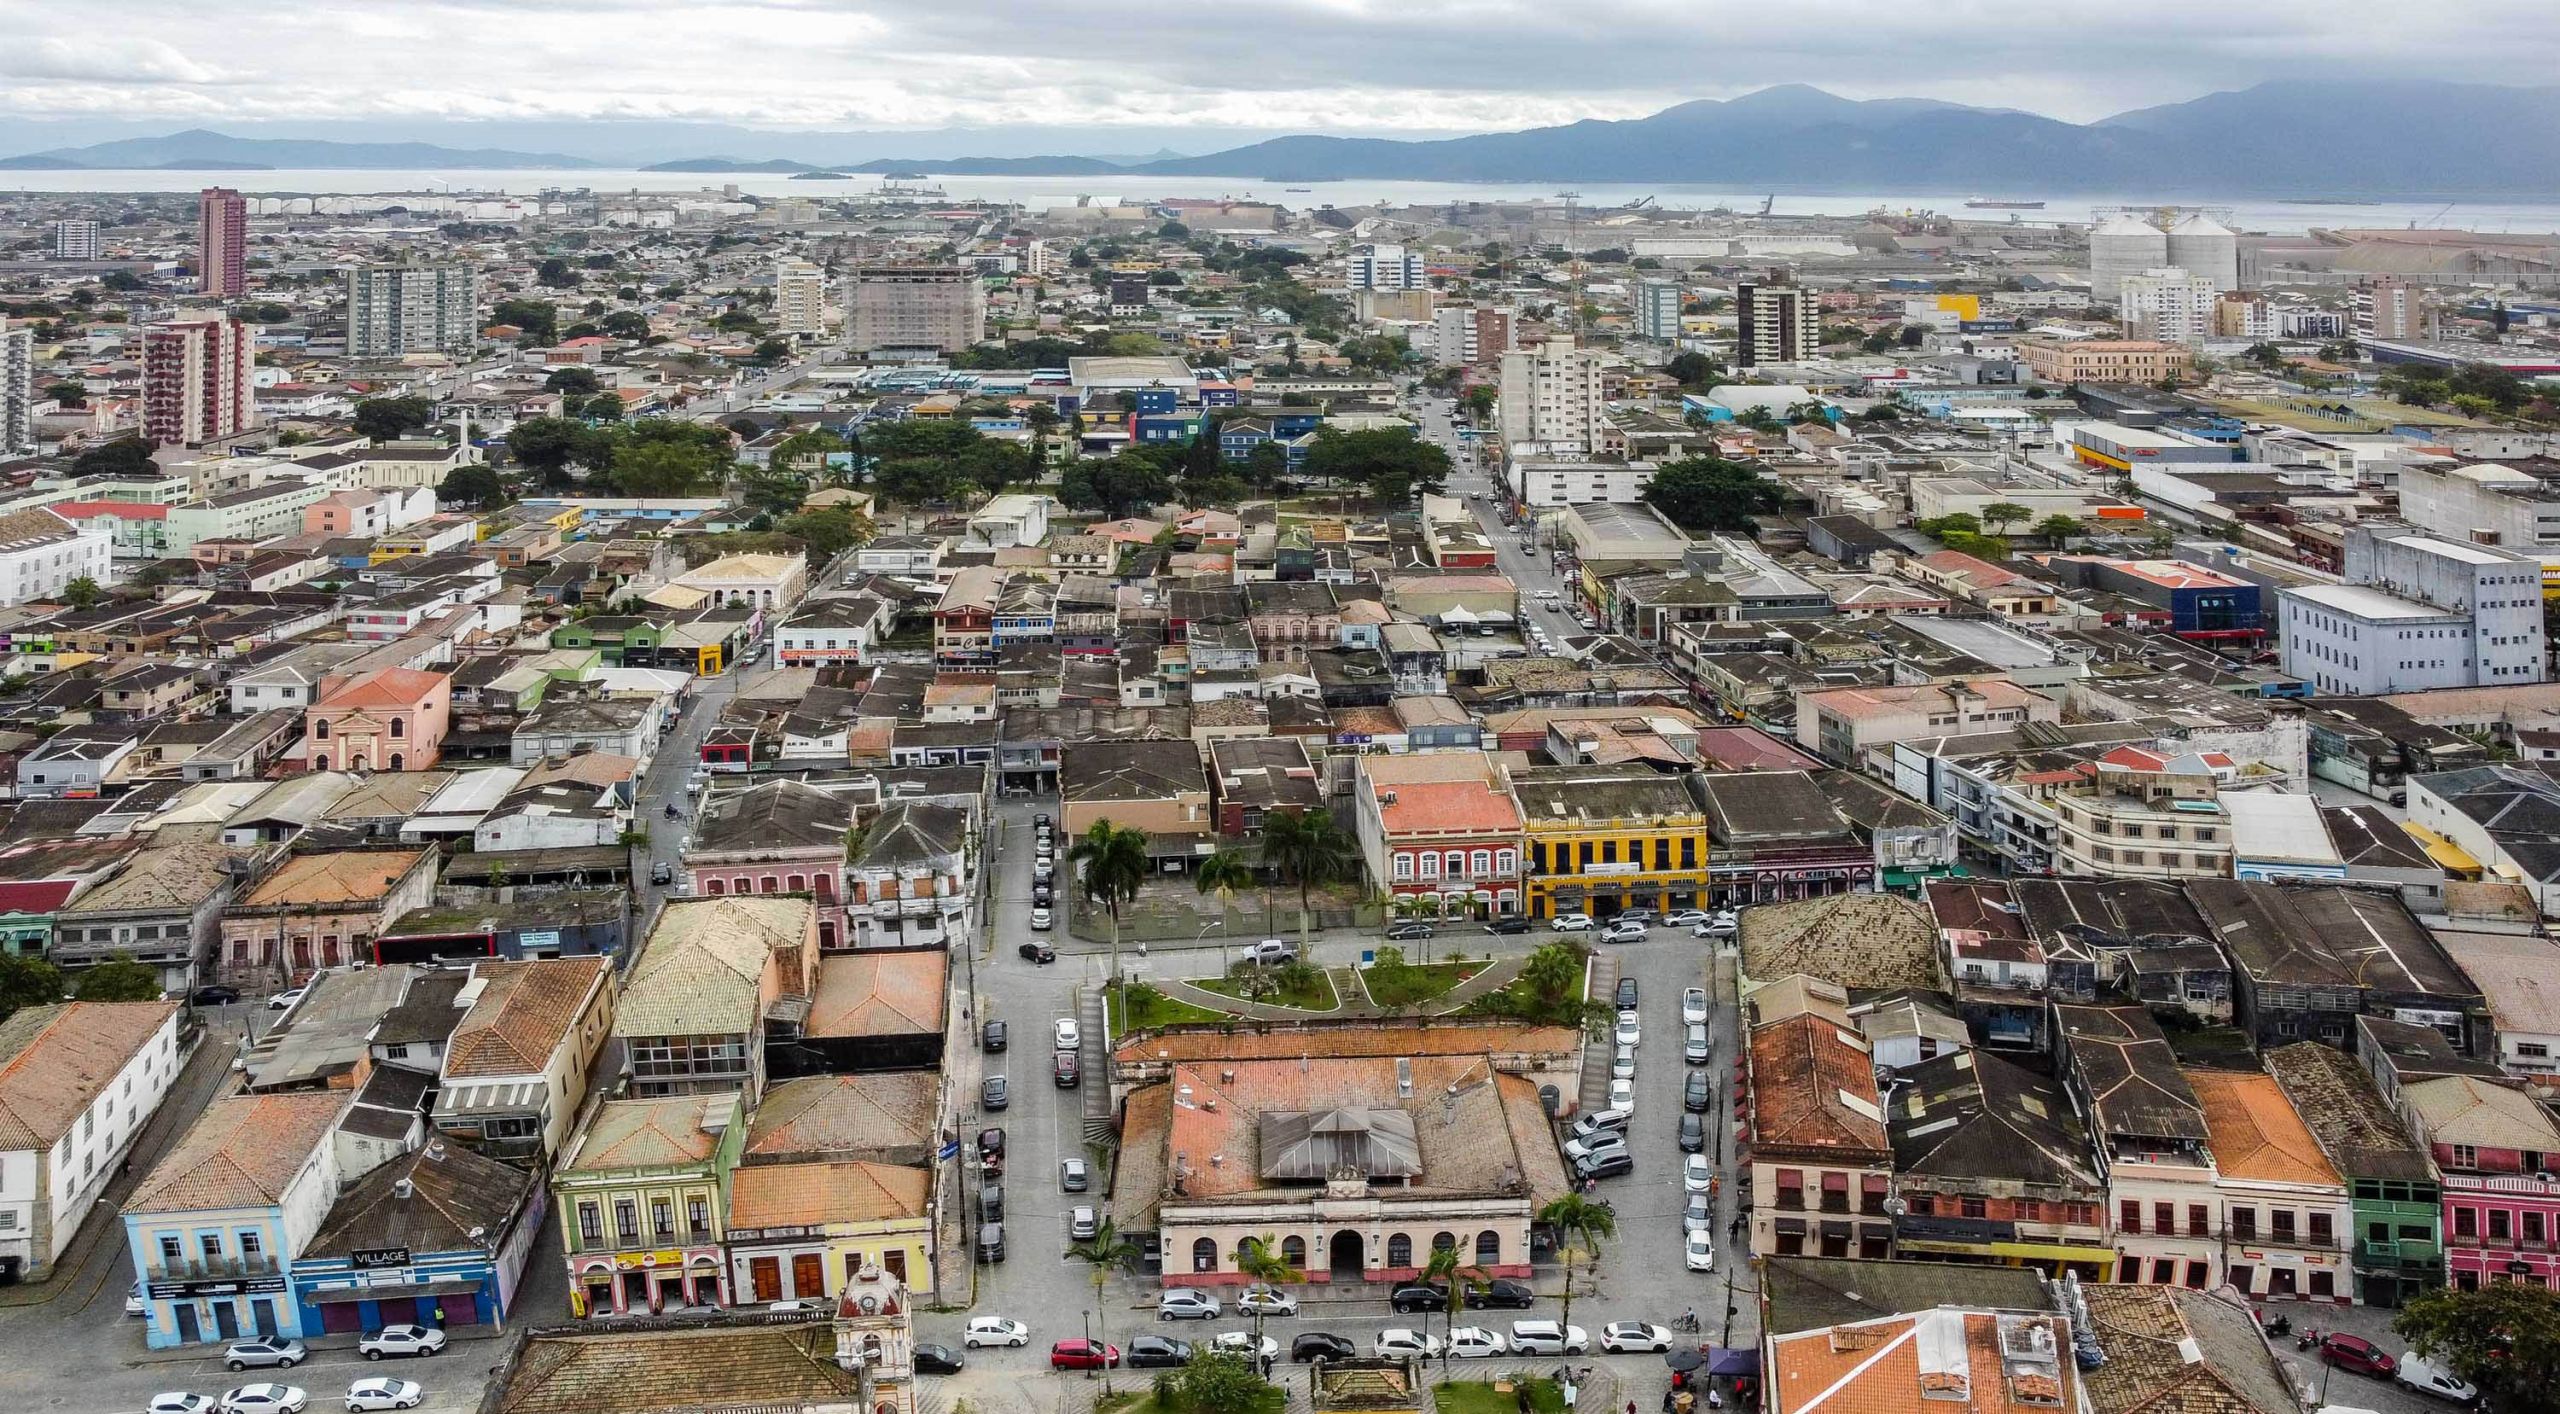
[1965,198,2046,210]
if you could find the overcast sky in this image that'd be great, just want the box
[0,0,2549,139]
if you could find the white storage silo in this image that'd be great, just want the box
[2166,213,2241,293]
[2089,214,2169,307]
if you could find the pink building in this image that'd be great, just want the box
[198,187,246,298]
[1350,754,1527,919]
[141,317,254,447]
[2405,1072,2560,1290]
[304,667,451,772]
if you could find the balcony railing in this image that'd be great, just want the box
[148,1254,280,1281]
[2358,1238,2443,1266]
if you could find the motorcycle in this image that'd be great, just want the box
[2261,1312,2291,1339]
[2297,1328,2320,1351]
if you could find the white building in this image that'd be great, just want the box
[0,1001,183,1282]
[1431,305,1478,369]
[0,507,112,606]
[52,219,99,260]
[967,493,1051,549]
[345,262,480,356]
[2119,267,2217,346]
[1635,279,1684,341]
[1506,447,1659,508]
[2088,214,2170,309]
[1347,243,1425,291]
[774,258,826,337]
[2354,278,2429,341]
[2279,530,2546,695]
[0,323,31,456]
[1496,336,1608,452]
[2164,214,2241,293]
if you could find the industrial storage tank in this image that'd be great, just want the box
[2088,214,2169,306]
[2165,213,2241,293]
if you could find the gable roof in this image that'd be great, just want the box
[1750,1013,1889,1162]
[805,951,948,1039]
[561,1093,740,1174]
[727,1159,930,1229]
[127,1091,345,1214]
[2186,1067,2340,1188]
[498,1325,858,1414]
[304,1135,535,1258]
[745,1073,941,1164]
[0,1000,177,1149]
[444,957,611,1080]
[615,897,804,1036]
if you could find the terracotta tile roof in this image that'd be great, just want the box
[1370,777,1523,836]
[561,1093,740,1175]
[1771,1308,2077,1414]
[744,1073,939,1163]
[727,1159,929,1229]
[0,1000,177,1149]
[316,667,447,710]
[240,848,431,908]
[805,951,947,1039]
[443,957,611,1080]
[126,1091,345,1214]
[2079,1285,2299,1414]
[1749,1014,1890,1162]
[2185,1067,2340,1188]
[616,897,805,1037]
[497,1324,859,1414]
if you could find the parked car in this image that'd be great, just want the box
[149,1398,216,1414]
[964,1317,1030,1348]
[358,1326,444,1360]
[1054,1052,1080,1088]
[1684,1230,1717,1272]
[979,1184,1004,1223]
[1292,1331,1358,1362]
[1485,917,1532,935]
[344,1378,422,1412]
[1600,1322,1672,1354]
[1242,939,1298,965]
[1684,1024,1711,1065]
[1069,1206,1099,1240]
[1157,1289,1222,1321]
[1470,1279,1535,1309]
[1685,1153,1715,1193]
[225,1340,310,1372]
[1389,1285,1449,1314]
[1685,1192,1713,1231]
[2320,1335,2397,1379]
[1017,943,1055,964]
[1600,919,1647,944]
[1060,1158,1089,1191]
[1614,1014,1641,1048]
[650,862,673,886]
[1384,922,1434,941]
[1506,1321,1589,1355]
[2396,1355,2477,1403]
[983,1020,1008,1052]
[265,989,305,1012]
[1049,1340,1119,1371]
[1550,913,1593,932]
[1614,977,1639,1009]
[1035,813,1053,831]
[1663,910,1711,930]
[1029,906,1052,931]
[977,1127,1006,1162]
[1054,1018,1080,1051]
[1692,911,1739,939]
[1237,1285,1301,1317]
[127,1280,146,1315]
[1569,1108,1630,1142]
[1561,1132,1628,1165]
[1031,882,1054,906]
[1575,1149,1634,1181]
[1373,1329,1442,1359]
[1446,1327,1507,1359]
[1684,1071,1714,1114]
[190,985,242,1007]
[1681,987,1709,1024]
[220,1388,307,1414]
[914,1344,965,1375]
[1125,1336,1193,1370]
[980,1075,1009,1111]
[1210,1332,1280,1362]
[1610,1045,1636,1081]
[1607,1077,1635,1112]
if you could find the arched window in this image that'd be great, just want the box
[1386,1234,1412,1268]
[311,755,328,771]
[786,875,806,893]
[388,754,403,771]
[313,719,330,740]
[706,878,725,895]
[388,717,405,739]
[1471,849,1492,877]
[814,875,835,902]
[1192,1238,1217,1272]
[1282,1236,1306,1267]
[1431,1231,1457,1254]
[1475,1230,1500,1265]
[760,876,779,894]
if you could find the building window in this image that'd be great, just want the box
[388,718,405,739]
[1387,1234,1413,1268]
[615,1200,638,1243]
[2453,1145,2480,1169]
[1192,1238,1217,1272]
[652,1200,673,1239]
[2188,1205,2208,1237]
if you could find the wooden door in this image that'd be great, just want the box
[750,1256,781,1302]
[792,1252,826,1300]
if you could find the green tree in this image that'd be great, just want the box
[0,954,65,1024]
[1258,808,1356,965]
[544,367,601,395]
[1299,426,1451,502]
[438,464,509,511]
[2033,514,2087,547]
[41,380,85,407]
[610,438,721,497]
[490,298,558,344]
[352,396,434,443]
[1070,820,1150,1009]
[1234,1234,1302,1360]
[2451,360,2530,412]
[1060,452,1176,519]
[505,416,612,487]
[1461,385,1495,422]
[72,436,155,478]
[2396,1283,2560,1414]
[735,462,814,518]
[1193,848,1257,922]
[777,506,872,562]
[1643,456,1782,535]
[1243,441,1288,491]
[74,952,164,1002]
[61,576,102,610]
[750,336,792,365]
[1978,502,2032,536]
[2242,341,2286,368]
[1170,1351,1269,1410]
[1667,350,1723,386]
[1067,1217,1142,1393]
[1418,1243,1475,1372]
[535,256,578,288]
[1538,1192,1617,1334]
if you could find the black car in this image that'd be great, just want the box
[1034,813,1052,831]
[915,1343,965,1375]
[189,985,241,1007]
[1389,1284,1448,1313]
[1054,1052,1081,1088]
[650,861,673,885]
[980,1076,1009,1111]
[1683,1070,1714,1115]
[1032,882,1054,906]
[1484,918,1532,935]
[1292,1332,1358,1363]
[1575,1149,1635,1181]
[1384,922,1434,941]
[1614,977,1639,1010]
[983,1020,1008,1052]
[1470,1278,1535,1310]
[1018,942,1056,964]
[1126,1336,1194,1369]
[1678,1112,1706,1154]
[977,1127,1006,1162]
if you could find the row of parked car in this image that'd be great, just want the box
[148,1378,424,1414]
[1548,907,1738,942]
[1562,982,1721,1271]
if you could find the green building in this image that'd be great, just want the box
[2266,1041,2442,1306]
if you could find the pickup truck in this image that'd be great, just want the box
[1241,939,1299,965]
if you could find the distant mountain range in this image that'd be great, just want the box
[9,82,2560,196]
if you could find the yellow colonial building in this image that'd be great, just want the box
[724,1160,934,1304]
[1511,763,1712,919]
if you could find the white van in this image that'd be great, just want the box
[2394,1355,2478,1404]
[1507,1321,1590,1355]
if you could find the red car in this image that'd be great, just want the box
[2320,1333,2398,1379]
[1050,1339,1121,1370]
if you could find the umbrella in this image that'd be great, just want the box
[1708,1348,1761,1376]
[1664,1349,1709,1373]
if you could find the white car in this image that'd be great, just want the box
[1236,1285,1300,1317]
[1507,1321,1590,1356]
[1682,987,1709,1025]
[1608,1077,1635,1111]
[1550,913,1593,932]
[265,988,306,1011]
[127,1280,147,1316]
[1373,1328,1442,1359]
[1210,1331,1280,1361]
[1615,1014,1641,1048]
[1610,1045,1636,1080]
[1693,911,1739,939]
[767,1299,832,1315]
[2396,1354,2478,1403]
[1599,919,1647,944]
[358,1325,444,1360]
[1158,1288,1222,1321]
[964,1316,1030,1348]
[1447,1326,1508,1359]
[1561,1131,1628,1164]
[1663,908,1710,928]
[1685,1230,1717,1272]
[220,1389,307,1414]
[1054,1018,1080,1052]
[1600,1322,1673,1354]
[344,1379,423,1413]
[1685,1153,1715,1193]
[149,1398,216,1414]
[1569,1109,1630,1142]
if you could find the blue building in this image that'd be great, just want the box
[126,1091,348,1348]
[292,1139,543,1334]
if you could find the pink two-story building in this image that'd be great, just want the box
[1351,753,1526,920]
[2405,1072,2560,1291]
[304,667,451,772]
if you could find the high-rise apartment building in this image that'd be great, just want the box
[1,323,33,456]
[52,220,98,261]
[142,316,255,447]
[345,261,481,356]
[773,258,826,336]
[1346,243,1426,291]
[196,187,247,298]
[1020,239,1055,278]
[1472,304,1515,370]
[2118,267,2217,346]
[1635,280,1684,342]
[1496,335,1608,451]
[1735,275,1816,367]
[2354,277,2430,341]
[846,266,985,356]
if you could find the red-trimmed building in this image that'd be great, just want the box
[1350,753,1525,919]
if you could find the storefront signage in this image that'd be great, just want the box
[614,1250,686,1271]
[147,1275,288,1300]
[350,1247,412,1270]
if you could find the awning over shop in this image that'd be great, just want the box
[305,1278,482,1304]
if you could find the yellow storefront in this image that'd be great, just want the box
[1513,765,1712,920]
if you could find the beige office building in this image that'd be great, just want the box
[848,266,985,356]
[774,258,827,337]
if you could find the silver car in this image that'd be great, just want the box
[224,1340,309,1372]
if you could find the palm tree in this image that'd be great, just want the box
[1070,819,1149,1014]
[1259,808,1358,964]
[1418,1244,1475,1372]
[1236,1235,1302,1368]
[1538,1192,1618,1335]
[1193,849,1256,935]
[1068,1218,1141,1392]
